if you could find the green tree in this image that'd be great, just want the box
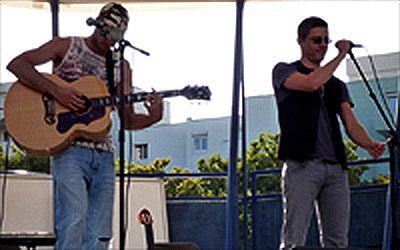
[241,131,283,195]
[0,145,50,173]
[196,153,228,197]
[125,157,205,197]
[165,166,204,198]
[344,140,389,186]
[125,157,170,174]
[237,131,388,193]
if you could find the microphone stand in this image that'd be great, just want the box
[348,51,399,249]
[116,39,150,250]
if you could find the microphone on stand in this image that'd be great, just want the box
[86,17,123,42]
[86,17,102,29]
[86,17,107,36]
[350,42,364,48]
[87,17,150,56]
[348,42,364,57]
[335,40,364,50]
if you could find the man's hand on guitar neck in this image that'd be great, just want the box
[144,88,163,124]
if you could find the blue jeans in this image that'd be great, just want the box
[52,145,115,250]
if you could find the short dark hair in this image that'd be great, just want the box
[297,16,328,41]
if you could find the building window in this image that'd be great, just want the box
[387,92,398,118]
[193,135,208,151]
[135,144,148,160]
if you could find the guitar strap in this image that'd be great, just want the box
[106,49,116,96]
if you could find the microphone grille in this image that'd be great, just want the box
[86,17,95,26]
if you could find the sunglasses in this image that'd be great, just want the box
[311,37,332,45]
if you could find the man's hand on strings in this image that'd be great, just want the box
[144,88,163,123]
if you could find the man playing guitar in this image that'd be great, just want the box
[6,2,163,249]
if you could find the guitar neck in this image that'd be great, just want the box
[90,89,182,108]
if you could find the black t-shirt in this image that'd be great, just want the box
[272,62,353,162]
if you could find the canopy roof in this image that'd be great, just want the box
[0,0,246,13]
[0,0,282,9]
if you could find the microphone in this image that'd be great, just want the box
[86,17,123,42]
[335,41,363,49]
[86,16,149,56]
[86,17,102,29]
[350,42,363,48]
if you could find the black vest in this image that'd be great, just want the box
[277,61,347,168]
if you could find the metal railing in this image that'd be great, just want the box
[127,157,391,249]
[250,157,390,250]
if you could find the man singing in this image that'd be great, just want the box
[272,16,385,249]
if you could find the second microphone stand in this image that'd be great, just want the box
[116,40,149,250]
[348,51,399,249]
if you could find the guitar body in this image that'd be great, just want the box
[4,73,112,157]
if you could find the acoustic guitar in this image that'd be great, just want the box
[4,73,211,157]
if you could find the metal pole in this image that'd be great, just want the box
[241,50,249,250]
[119,43,126,250]
[50,0,59,38]
[226,0,244,249]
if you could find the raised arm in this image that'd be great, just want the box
[116,60,163,130]
[283,40,351,92]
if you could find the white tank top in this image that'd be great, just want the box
[53,36,115,151]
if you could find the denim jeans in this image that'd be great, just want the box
[280,159,350,249]
[52,145,115,250]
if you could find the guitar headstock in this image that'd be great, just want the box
[181,85,211,101]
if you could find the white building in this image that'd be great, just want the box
[112,94,280,172]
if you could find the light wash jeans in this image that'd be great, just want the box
[52,145,115,250]
[280,159,350,249]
